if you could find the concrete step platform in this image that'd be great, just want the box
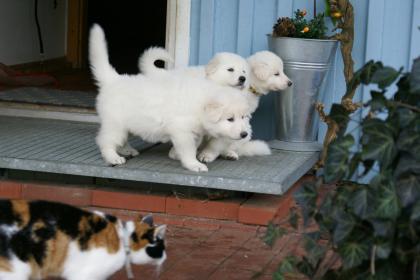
[0,116,318,195]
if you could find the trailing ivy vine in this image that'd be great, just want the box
[266,57,420,279]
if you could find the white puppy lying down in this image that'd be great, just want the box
[137,48,292,162]
[89,24,251,172]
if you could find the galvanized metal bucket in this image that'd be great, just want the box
[267,36,338,151]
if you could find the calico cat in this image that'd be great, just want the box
[0,199,166,280]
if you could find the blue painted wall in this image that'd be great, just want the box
[189,0,420,140]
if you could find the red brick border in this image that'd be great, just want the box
[0,180,22,199]
[92,189,166,213]
[21,183,92,206]
[0,176,314,226]
[238,175,314,226]
[166,196,244,220]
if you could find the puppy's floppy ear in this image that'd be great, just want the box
[204,101,224,122]
[252,62,271,81]
[205,56,220,76]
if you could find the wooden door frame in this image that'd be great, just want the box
[66,0,191,69]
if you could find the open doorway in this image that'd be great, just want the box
[86,1,167,74]
[0,0,190,121]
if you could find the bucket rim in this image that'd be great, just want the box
[266,34,338,43]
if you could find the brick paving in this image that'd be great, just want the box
[110,223,302,280]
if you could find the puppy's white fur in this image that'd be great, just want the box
[139,49,249,90]
[90,24,251,172]
[198,51,292,162]
[138,48,292,162]
[246,50,292,111]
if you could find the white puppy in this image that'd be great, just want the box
[139,48,249,90]
[89,24,251,172]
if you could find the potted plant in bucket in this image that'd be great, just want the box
[268,2,341,152]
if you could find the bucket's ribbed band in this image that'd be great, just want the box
[283,61,332,70]
[269,140,323,152]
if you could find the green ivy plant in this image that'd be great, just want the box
[265,57,420,279]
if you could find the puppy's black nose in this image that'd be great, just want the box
[287,80,293,87]
[240,132,248,138]
[239,76,246,83]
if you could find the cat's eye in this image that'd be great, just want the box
[274,72,280,76]
[227,68,234,72]
[227,117,235,122]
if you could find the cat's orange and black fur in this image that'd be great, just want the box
[0,199,166,280]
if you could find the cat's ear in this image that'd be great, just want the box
[154,224,167,239]
[140,214,154,227]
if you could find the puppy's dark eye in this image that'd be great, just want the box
[227,68,234,72]
[227,117,234,122]
[274,72,280,76]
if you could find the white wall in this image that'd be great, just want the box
[0,0,67,65]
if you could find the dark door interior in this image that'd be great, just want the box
[87,1,167,74]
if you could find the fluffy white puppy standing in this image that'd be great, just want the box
[139,48,249,90]
[89,24,251,172]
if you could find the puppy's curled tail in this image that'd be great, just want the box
[89,24,119,87]
[236,140,271,157]
[138,47,173,75]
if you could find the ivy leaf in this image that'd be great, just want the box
[362,119,397,169]
[396,174,420,207]
[374,179,401,220]
[395,155,420,179]
[369,219,395,238]
[347,152,361,179]
[296,257,315,277]
[273,256,299,280]
[410,200,420,221]
[371,66,401,89]
[396,107,416,128]
[410,56,420,94]
[376,240,393,259]
[338,242,370,269]
[303,232,326,267]
[397,129,420,161]
[349,186,374,219]
[360,61,384,84]
[324,134,355,183]
[333,209,356,244]
[329,104,351,130]
[294,182,317,226]
[369,90,388,111]
[263,222,287,247]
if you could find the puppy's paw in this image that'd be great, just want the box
[118,145,139,157]
[105,154,126,165]
[184,161,208,172]
[222,150,239,161]
[198,151,218,163]
[168,147,179,160]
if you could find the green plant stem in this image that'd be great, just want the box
[414,260,417,280]
[370,245,376,275]
[392,101,420,113]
